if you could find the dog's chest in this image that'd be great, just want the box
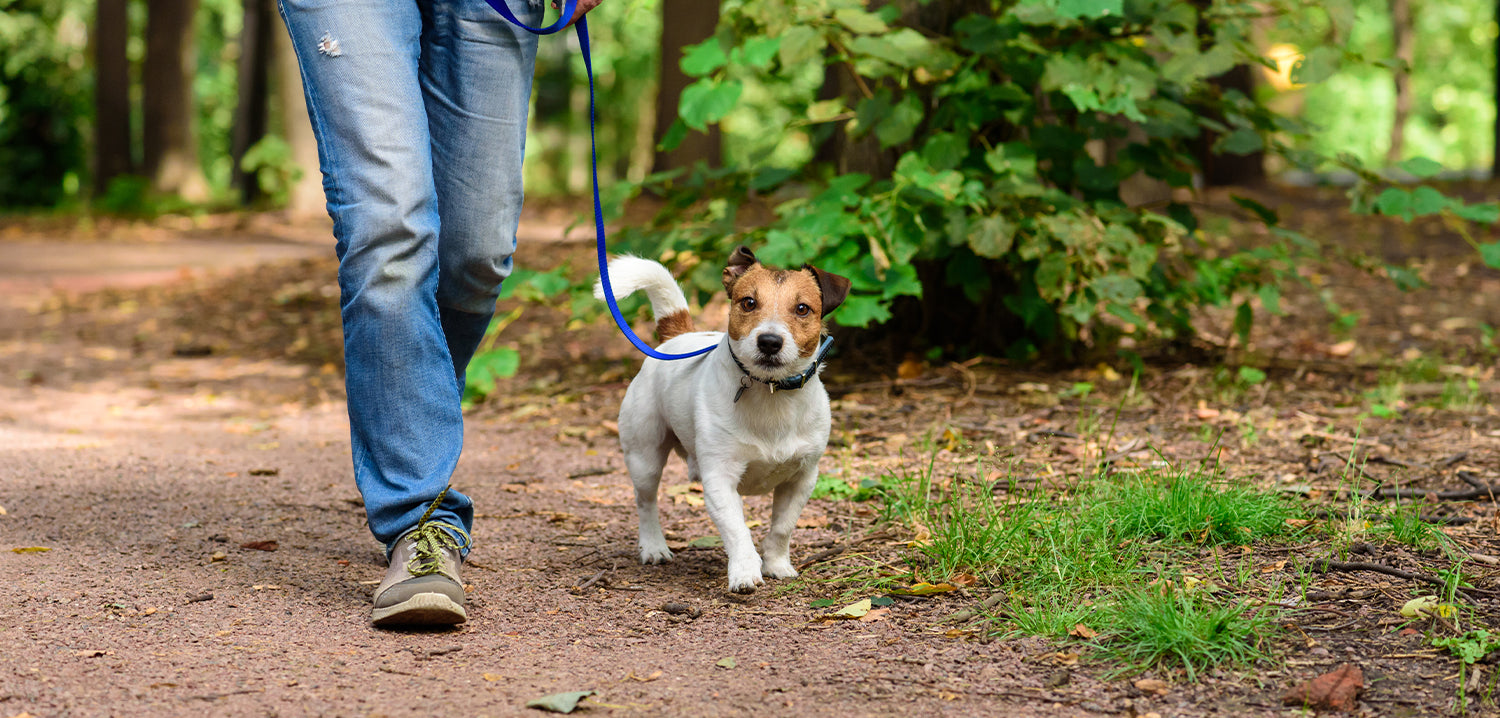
[738,453,813,495]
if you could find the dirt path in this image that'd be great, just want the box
[0,226,1070,718]
[2,213,1497,716]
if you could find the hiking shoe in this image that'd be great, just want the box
[371,520,470,628]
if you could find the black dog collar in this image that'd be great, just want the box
[729,335,835,403]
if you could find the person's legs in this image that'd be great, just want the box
[276,0,472,551]
[421,0,543,383]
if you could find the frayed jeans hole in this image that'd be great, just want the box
[317,32,343,57]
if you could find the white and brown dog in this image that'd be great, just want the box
[595,247,851,593]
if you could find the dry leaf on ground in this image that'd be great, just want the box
[1134,678,1170,695]
[239,540,279,552]
[525,690,595,714]
[1282,663,1363,712]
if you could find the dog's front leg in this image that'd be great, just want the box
[761,458,819,579]
[700,466,762,593]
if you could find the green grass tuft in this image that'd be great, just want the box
[1095,473,1294,545]
[1098,588,1276,681]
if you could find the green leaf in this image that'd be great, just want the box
[1257,284,1283,315]
[806,99,846,123]
[984,143,1038,178]
[1217,129,1263,156]
[1398,156,1443,178]
[656,118,688,152]
[875,94,923,147]
[1237,366,1266,385]
[1454,202,1500,223]
[1478,242,1500,269]
[715,657,737,669]
[1374,188,1413,221]
[832,294,892,327]
[969,215,1016,258]
[687,535,723,548]
[679,80,743,131]
[679,39,727,77]
[1291,45,1341,85]
[834,8,889,34]
[778,25,825,67]
[1232,300,1253,342]
[1056,0,1123,19]
[1230,195,1278,226]
[1410,186,1452,216]
[737,36,781,69]
[525,691,595,714]
[921,132,968,171]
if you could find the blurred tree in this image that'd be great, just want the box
[143,0,209,199]
[1387,0,1412,164]
[0,0,89,207]
[230,0,272,203]
[653,0,720,171]
[271,22,323,215]
[94,0,134,194]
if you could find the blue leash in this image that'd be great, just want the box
[481,0,714,360]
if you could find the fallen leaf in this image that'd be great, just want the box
[1049,652,1080,666]
[240,540,279,552]
[1134,678,1170,695]
[141,607,157,616]
[892,582,958,596]
[687,535,722,548]
[829,599,872,619]
[74,650,112,658]
[1260,560,1287,573]
[210,551,227,562]
[248,468,279,476]
[794,515,829,528]
[1069,623,1098,639]
[1282,663,1363,712]
[627,670,663,682]
[1400,595,1454,619]
[483,673,504,682]
[252,584,283,590]
[0,504,7,515]
[858,607,891,623]
[897,356,924,380]
[11,547,50,554]
[1326,340,1357,358]
[525,690,595,713]
[1195,402,1221,420]
[715,657,737,669]
[948,573,978,587]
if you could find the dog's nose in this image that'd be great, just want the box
[756,334,784,355]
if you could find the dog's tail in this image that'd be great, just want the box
[593,255,694,343]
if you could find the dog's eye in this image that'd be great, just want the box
[738,297,757,312]
[795,303,812,317]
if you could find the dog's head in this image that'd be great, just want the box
[720,246,851,382]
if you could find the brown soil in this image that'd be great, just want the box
[1,200,1498,717]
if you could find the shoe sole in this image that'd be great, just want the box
[371,592,467,628]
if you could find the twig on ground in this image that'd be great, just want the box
[572,562,615,594]
[796,529,895,571]
[1309,560,1478,602]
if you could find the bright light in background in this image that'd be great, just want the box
[1262,43,1305,92]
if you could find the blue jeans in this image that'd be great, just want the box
[277,0,542,552]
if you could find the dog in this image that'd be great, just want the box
[595,247,851,593]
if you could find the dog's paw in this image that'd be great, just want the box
[639,545,675,564]
[762,559,798,580]
[726,567,765,594]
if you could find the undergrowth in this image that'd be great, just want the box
[845,443,1298,679]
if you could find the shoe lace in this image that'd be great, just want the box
[405,486,472,578]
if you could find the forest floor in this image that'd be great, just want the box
[1,188,1498,717]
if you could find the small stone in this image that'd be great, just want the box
[1044,670,1070,689]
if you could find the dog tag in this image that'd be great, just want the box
[734,376,752,403]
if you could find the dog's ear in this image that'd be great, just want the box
[805,265,852,317]
[722,246,758,293]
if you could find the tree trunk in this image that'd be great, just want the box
[143,0,209,200]
[651,0,721,172]
[1494,0,1499,177]
[1198,65,1266,186]
[271,22,326,216]
[231,0,273,204]
[93,0,133,195]
[1388,0,1413,165]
